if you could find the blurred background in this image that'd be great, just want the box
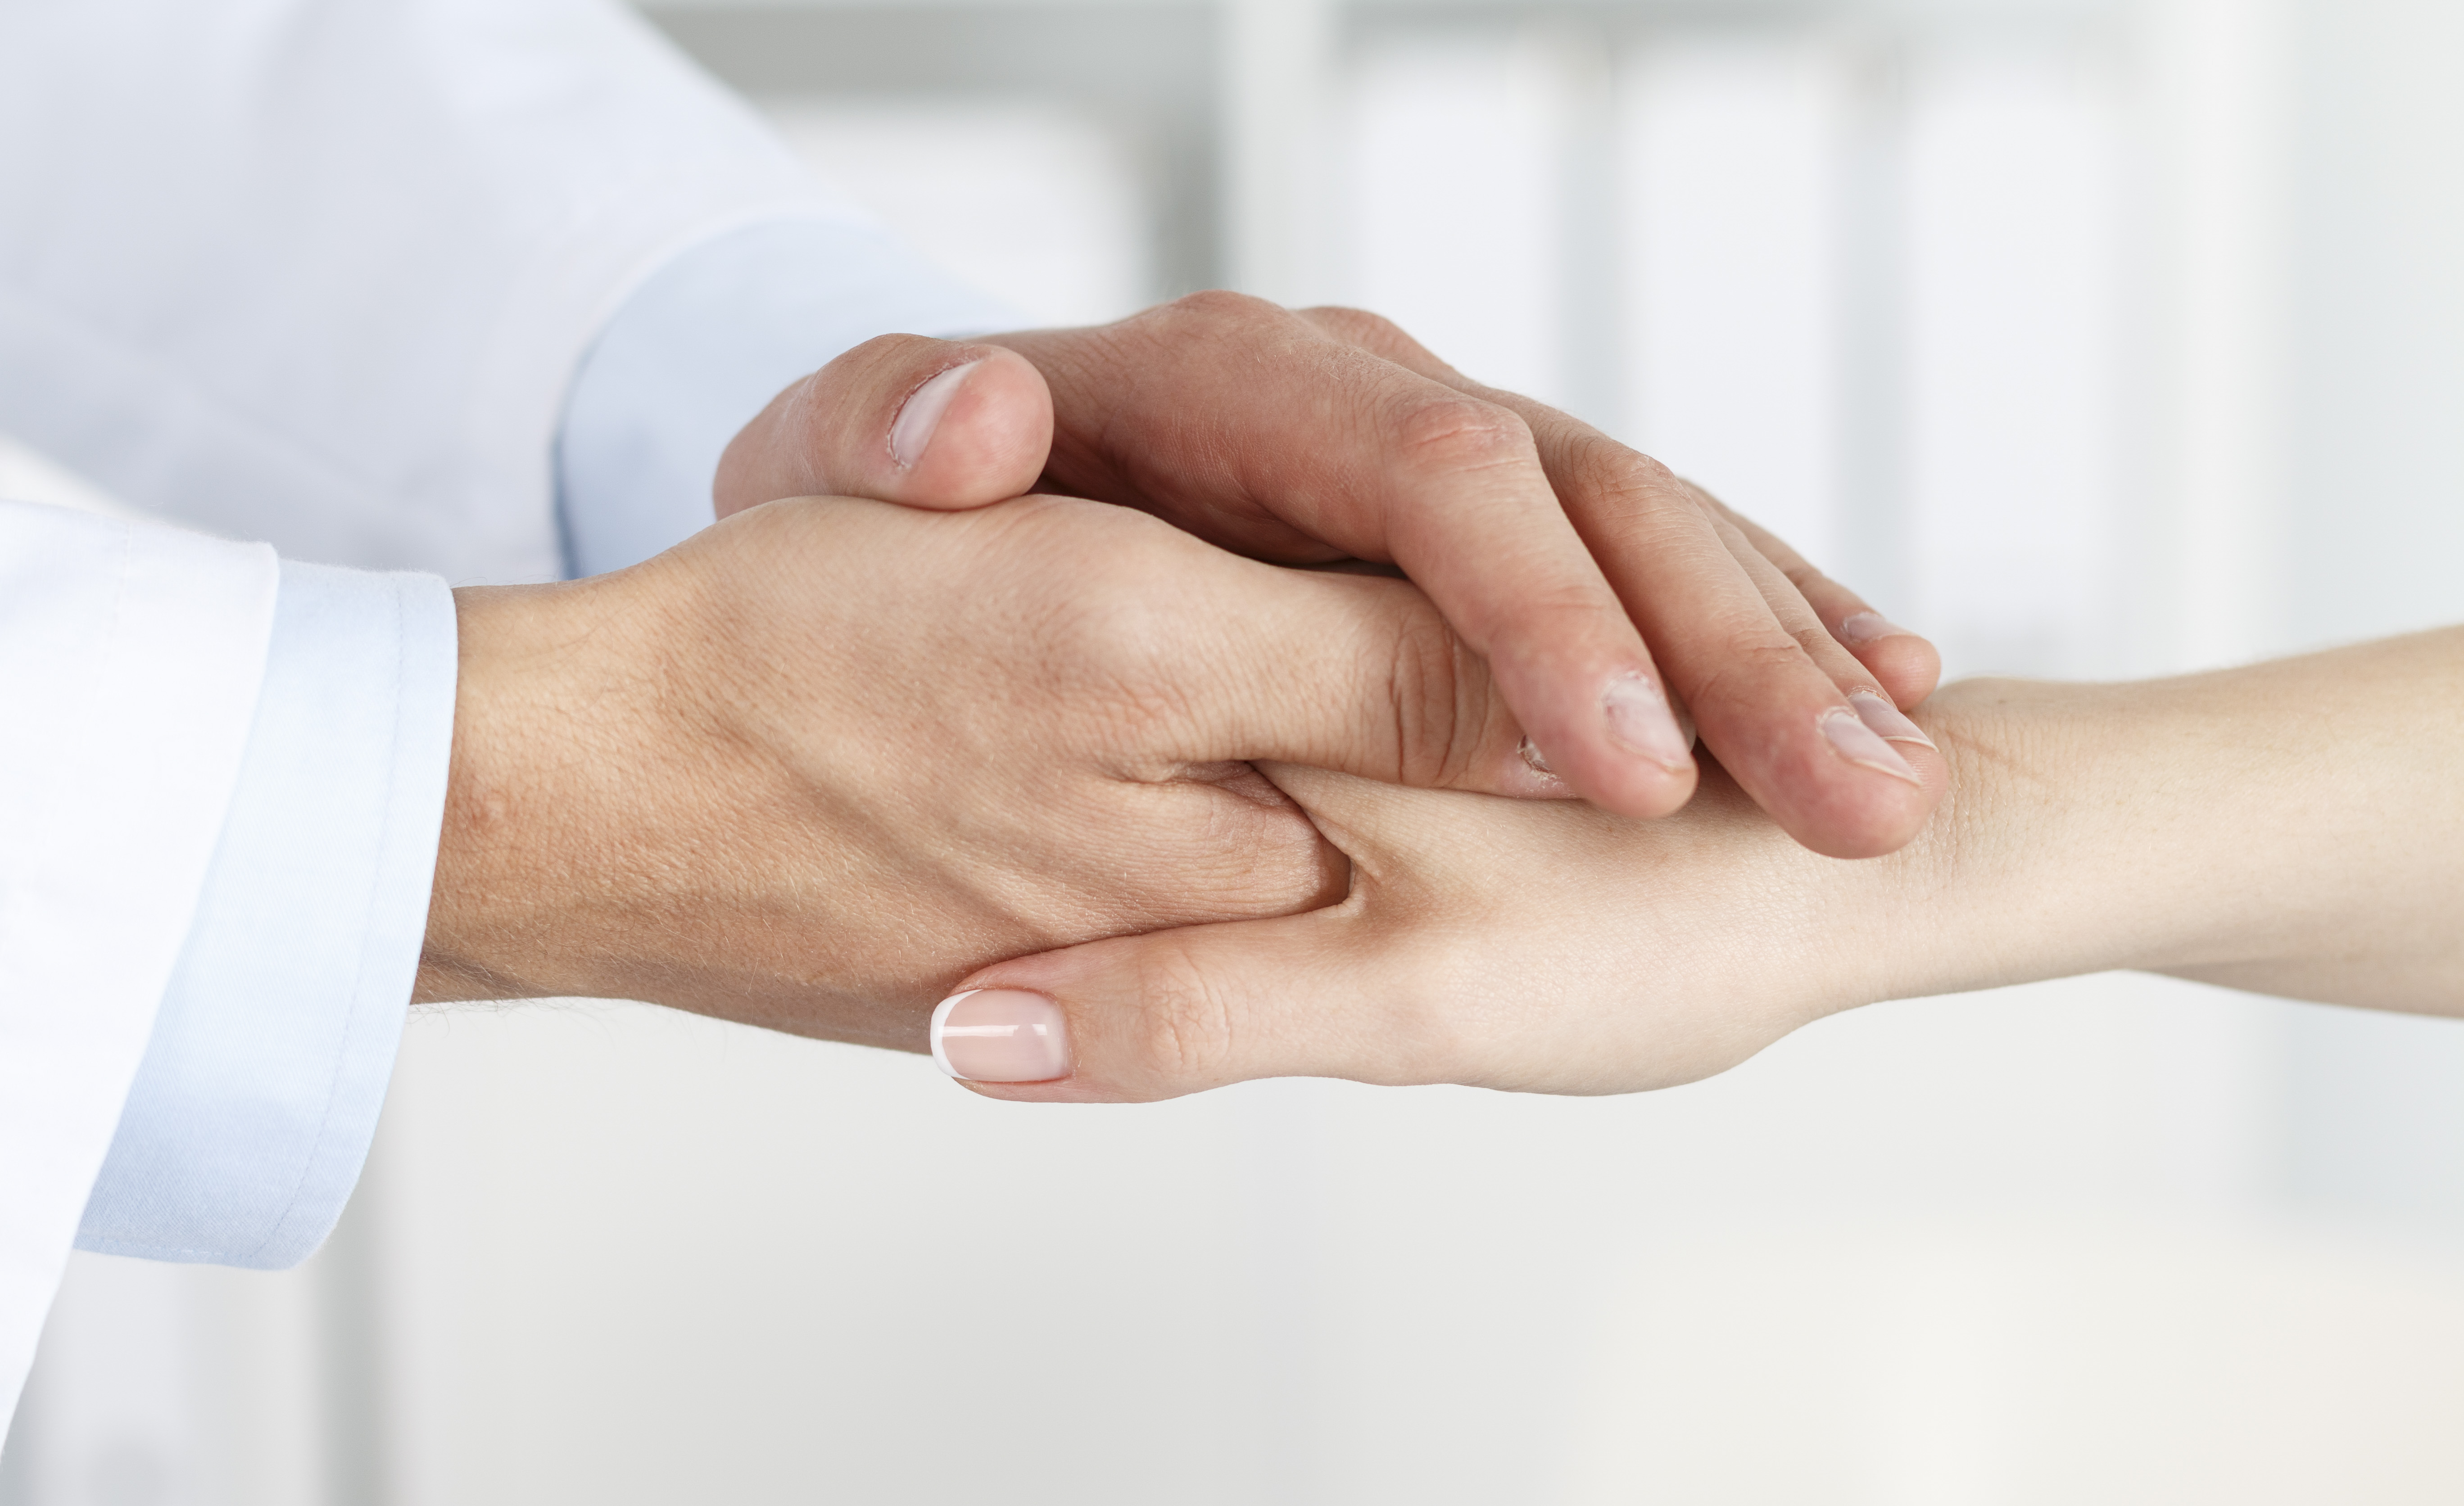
[8,0,2464,1499]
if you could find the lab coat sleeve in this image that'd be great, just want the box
[0,501,280,1437]
[75,559,456,1272]
[0,0,859,583]
[558,220,1020,576]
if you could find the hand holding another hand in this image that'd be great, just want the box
[721,296,1948,858]
[415,492,1545,1043]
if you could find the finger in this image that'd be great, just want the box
[1311,313,1941,856]
[1687,485,1941,710]
[920,766,1445,1100]
[1121,531,1570,801]
[920,764,1780,1102]
[713,334,1053,520]
[1699,505,1948,825]
[995,298,1699,820]
[921,910,1403,1101]
[1309,303,1930,700]
[1574,443,1939,856]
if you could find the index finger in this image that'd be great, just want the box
[1302,308,1943,858]
[998,296,1702,819]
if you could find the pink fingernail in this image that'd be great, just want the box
[1848,690,1935,750]
[1602,672,1694,773]
[1837,611,1915,646]
[1820,706,1923,785]
[888,360,981,470]
[931,988,1072,1082]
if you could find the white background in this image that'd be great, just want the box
[9,0,2464,1501]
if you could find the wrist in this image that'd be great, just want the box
[414,574,681,1003]
[1857,678,2153,1005]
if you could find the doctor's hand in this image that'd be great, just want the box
[412,491,1545,1046]
[716,299,1944,860]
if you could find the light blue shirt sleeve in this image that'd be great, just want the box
[556,216,1021,576]
[77,560,456,1269]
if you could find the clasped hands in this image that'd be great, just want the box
[417,294,1956,1100]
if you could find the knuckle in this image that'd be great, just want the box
[1378,598,1483,786]
[843,330,931,367]
[1566,439,1678,511]
[1784,559,1840,603]
[1135,934,1246,1085]
[1030,525,1218,740]
[1684,634,1821,713]
[1785,618,1845,664]
[1152,288,1281,334]
[1389,396,1533,475]
[1302,304,1406,346]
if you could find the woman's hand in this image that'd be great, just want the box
[415,492,1546,1046]
[929,629,2464,1094]
[928,751,1936,1094]
[716,301,1945,859]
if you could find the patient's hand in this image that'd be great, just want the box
[716,303,1945,860]
[927,629,2464,1093]
[930,753,1918,1093]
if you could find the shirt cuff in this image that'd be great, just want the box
[556,217,1022,578]
[77,559,457,1270]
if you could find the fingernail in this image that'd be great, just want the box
[1602,672,1694,773]
[931,988,1072,1082]
[1837,611,1915,646]
[1848,689,1936,750]
[1820,706,1923,785]
[888,360,981,470]
[1518,734,1554,776]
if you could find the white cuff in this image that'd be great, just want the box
[76,560,457,1270]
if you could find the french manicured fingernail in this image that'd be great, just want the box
[888,360,981,470]
[1820,706,1923,785]
[1837,611,1915,646]
[931,988,1072,1082]
[1602,672,1694,772]
[1848,689,1936,750]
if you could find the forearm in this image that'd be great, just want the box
[1899,628,2464,1013]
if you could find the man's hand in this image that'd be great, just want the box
[717,297,1944,859]
[414,491,1545,1040]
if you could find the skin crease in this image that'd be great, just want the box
[718,302,1948,857]
[951,627,2464,1103]
[413,492,1552,1039]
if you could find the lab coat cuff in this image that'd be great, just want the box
[77,561,457,1270]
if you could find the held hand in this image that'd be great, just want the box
[718,300,1945,858]
[415,492,1548,1042]
[922,754,1936,1095]
[923,630,2464,1095]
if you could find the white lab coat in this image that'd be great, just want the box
[0,0,840,1427]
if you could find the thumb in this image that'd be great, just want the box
[922,907,1421,1102]
[924,766,1469,1102]
[715,334,1054,519]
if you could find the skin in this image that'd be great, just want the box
[952,628,2464,1100]
[413,491,1544,1034]
[717,298,1947,858]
